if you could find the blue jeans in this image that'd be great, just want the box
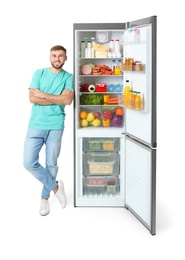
[23,129,64,199]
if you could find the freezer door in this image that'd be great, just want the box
[125,137,156,235]
[124,16,157,148]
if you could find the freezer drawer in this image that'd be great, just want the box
[83,137,120,152]
[83,176,120,196]
[83,152,120,176]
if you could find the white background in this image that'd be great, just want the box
[0,1,184,259]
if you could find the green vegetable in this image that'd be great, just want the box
[80,94,104,105]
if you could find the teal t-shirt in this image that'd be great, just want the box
[28,68,74,130]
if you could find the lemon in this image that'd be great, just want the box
[80,119,88,127]
[87,112,95,122]
[92,118,101,127]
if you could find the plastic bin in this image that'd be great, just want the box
[83,152,119,175]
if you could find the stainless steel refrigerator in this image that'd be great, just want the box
[73,16,157,235]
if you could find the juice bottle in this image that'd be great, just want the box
[123,80,130,107]
[135,92,141,110]
[128,90,133,108]
[131,91,137,109]
[141,93,145,110]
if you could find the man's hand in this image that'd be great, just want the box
[29,88,45,99]
[62,89,73,96]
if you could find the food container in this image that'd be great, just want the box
[107,177,119,194]
[89,140,101,151]
[83,177,106,195]
[88,161,114,174]
[83,152,119,175]
[96,84,107,92]
[103,140,115,150]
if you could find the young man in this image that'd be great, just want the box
[23,45,74,216]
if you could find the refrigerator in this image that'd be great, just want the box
[73,16,157,235]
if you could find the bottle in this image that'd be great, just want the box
[84,37,88,47]
[91,37,95,47]
[118,59,122,70]
[123,80,130,107]
[81,40,86,58]
[114,39,120,54]
[131,91,137,109]
[127,90,133,108]
[87,41,92,58]
[111,59,116,73]
[141,93,145,110]
[109,39,114,53]
[91,37,95,58]
[135,92,142,110]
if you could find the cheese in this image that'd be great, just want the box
[94,43,108,52]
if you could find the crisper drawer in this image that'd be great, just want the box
[83,176,120,196]
[83,138,120,152]
[83,152,120,176]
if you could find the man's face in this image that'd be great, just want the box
[50,50,67,70]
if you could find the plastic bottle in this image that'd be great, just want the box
[91,37,95,58]
[87,41,92,58]
[111,59,116,72]
[131,91,137,109]
[141,93,145,110]
[91,37,95,47]
[109,39,114,53]
[115,39,120,53]
[81,40,86,58]
[127,90,133,108]
[118,60,122,70]
[135,92,142,110]
[123,80,130,107]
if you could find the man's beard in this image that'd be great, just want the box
[51,62,64,70]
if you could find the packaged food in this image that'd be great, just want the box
[89,140,101,151]
[103,140,114,150]
[96,84,107,92]
[88,162,114,174]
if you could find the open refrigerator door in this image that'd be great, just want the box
[123,16,157,235]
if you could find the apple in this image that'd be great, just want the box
[102,110,113,119]
[93,111,101,119]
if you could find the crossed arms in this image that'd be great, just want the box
[29,88,74,106]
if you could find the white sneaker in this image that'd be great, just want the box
[39,199,50,216]
[55,180,67,208]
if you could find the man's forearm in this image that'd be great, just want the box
[42,92,74,105]
[30,95,54,105]
[29,88,74,106]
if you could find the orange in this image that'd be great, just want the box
[80,111,87,119]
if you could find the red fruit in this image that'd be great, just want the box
[94,111,101,119]
[102,110,113,119]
